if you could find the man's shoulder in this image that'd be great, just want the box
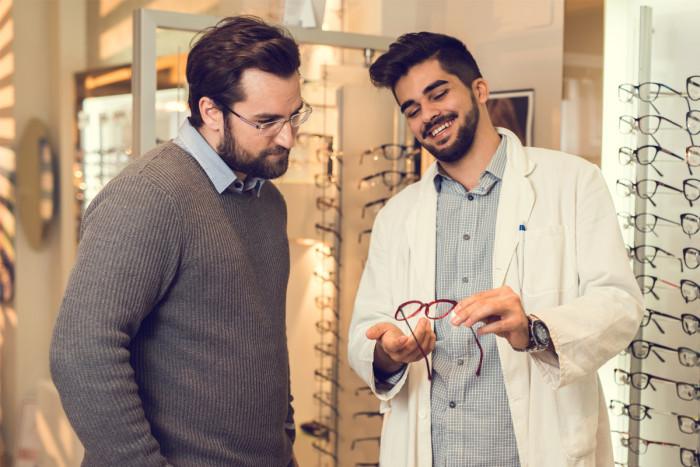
[525,146,597,175]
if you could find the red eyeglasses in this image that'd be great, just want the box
[394,299,483,381]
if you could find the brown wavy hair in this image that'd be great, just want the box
[186,16,300,128]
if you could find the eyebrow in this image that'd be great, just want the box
[399,80,449,113]
[251,101,305,121]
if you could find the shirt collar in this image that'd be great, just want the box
[173,119,265,196]
[432,136,508,193]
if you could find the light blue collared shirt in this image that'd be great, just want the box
[173,119,265,196]
[432,136,520,467]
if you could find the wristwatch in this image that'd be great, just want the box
[514,315,550,352]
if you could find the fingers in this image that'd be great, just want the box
[366,319,435,364]
[449,286,528,341]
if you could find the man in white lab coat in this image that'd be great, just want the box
[347,31,643,467]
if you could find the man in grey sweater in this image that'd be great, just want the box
[50,16,311,466]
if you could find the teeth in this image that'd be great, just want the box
[431,120,453,137]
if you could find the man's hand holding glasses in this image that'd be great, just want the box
[365,317,436,380]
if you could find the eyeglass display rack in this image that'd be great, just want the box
[309,135,343,466]
[347,140,421,466]
[610,5,699,467]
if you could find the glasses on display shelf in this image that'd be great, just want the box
[213,98,313,137]
[394,299,483,381]
[618,82,691,112]
[315,223,342,242]
[687,110,700,135]
[641,308,700,336]
[360,144,420,164]
[680,279,700,303]
[625,338,700,367]
[683,247,700,269]
[300,420,335,440]
[678,415,700,435]
[313,391,338,415]
[625,244,680,270]
[311,441,337,461]
[358,170,419,190]
[688,76,700,101]
[635,274,678,300]
[353,410,382,419]
[361,197,390,219]
[350,436,380,450]
[314,173,341,191]
[314,243,340,267]
[611,430,680,456]
[615,178,693,207]
[355,463,379,467]
[619,114,694,146]
[618,145,691,176]
[315,319,339,338]
[316,196,341,215]
[618,211,679,236]
[296,132,333,148]
[314,368,341,388]
[315,295,339,319]
[608,399,654,421]
[681,213,700,237]
[358,228,372,244]
[687,145,700,168]
[314,342,339,359]
[681,448,700,467]
[613,368,700,401]
[313,271,340,291]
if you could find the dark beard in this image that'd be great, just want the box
[217,116,290,180]
[421,92,479,163]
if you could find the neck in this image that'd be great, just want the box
[439,124,501,191]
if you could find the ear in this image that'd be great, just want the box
[472,78,490,104]
[199,96,225,131]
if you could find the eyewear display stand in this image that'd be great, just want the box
[605,4,700,467]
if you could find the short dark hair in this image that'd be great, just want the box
[369,32,482,94]
[186,16,301,128]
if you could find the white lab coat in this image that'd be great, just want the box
[347,128,643,467]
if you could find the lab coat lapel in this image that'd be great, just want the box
[405,164,438,300]
[493,130,535,287]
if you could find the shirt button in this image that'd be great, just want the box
[449,401,456,408]
[457,359,464,365]
[463,234,470,240]
[462,277,469,283]
[468,194,474,201]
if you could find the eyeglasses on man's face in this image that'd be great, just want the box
[394,299,483,381]
[214,98,313,137]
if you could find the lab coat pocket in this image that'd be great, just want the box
[553,375,598,461]
[522,225,575,296]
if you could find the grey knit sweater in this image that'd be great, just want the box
[50,142,294,466]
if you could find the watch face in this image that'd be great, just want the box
[533,321,550,345]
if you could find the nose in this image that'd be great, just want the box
[273,120,296,149]
[421,101,441,124]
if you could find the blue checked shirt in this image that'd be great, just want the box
[432,137,520,466]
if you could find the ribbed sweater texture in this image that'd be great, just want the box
[50,142,293,466]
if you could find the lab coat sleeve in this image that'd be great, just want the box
[530,164,644,388]
[348,205,409,401]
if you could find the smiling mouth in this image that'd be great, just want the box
[424,118,454,139]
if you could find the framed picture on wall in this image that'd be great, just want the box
[486,89,534,146]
